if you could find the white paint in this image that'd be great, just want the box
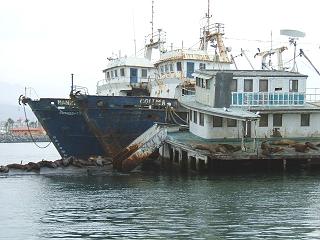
[189,111,320,139]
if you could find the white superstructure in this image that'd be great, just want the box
[96,56,156,96]
[185,69,320,140]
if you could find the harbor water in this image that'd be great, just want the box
[1,143,320,239]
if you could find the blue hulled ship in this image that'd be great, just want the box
[71,94,186,157]
[21,1,232,159]
[21,97,104,158]
[21,54,158,158]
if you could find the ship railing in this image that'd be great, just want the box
[306,88,320,103]
[24,87,40,100]
[205,23,225,35]
[96,79,106,87]
[231,92,305,106]
[181,88,196,96]
[72,85,89,95]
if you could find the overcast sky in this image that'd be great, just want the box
[1,0,319,105]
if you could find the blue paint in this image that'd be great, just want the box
[130,68,138,83]
[27,98,105,158]
[75,95,186,157]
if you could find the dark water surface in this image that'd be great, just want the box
[1,143,320,239]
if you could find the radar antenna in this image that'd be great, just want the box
[280,29,305,72]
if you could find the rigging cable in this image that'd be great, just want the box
[23,104,51,149]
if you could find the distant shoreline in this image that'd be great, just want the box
[0,134,50,143]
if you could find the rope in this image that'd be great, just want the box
[169,109,181,125]
[23,104,51,148]
[170,107,188,124]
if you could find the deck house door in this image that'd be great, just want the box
[130,68,138,83]
[186,62,194,78]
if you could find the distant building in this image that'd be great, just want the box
[9,127,46,136]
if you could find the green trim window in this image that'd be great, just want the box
[227,118,237,127]
[273,114,282,127]
[213,116,223,127]
[289,80,298,92]
[301,114,310,126]
[244,79,253,92]
[259,114,268,127]
[199,113,204,126]
[259,79,268,92]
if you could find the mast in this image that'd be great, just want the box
[206,0,211,32]
[199,0,230,63]
[144,0,166,60]
[133,14,137,56]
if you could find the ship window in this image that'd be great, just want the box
[196,77,199,86]
[206,79,210,89]
[120,68,125,77]
[199,63,206,70]
[189,110,192,121]
[177,62,182,71]
[106,72,110,79]
[114,69,118,77]
[213,116,223,127]
[160,66,164,74]
[201,79,205,88]
[259,114,268,127]
[244,79,253,92]
[111,71,114,78]
[193,111,197,124]
[164,64,169,73]
[227,118,237,127]
[141,69,148,78]
[187,62,195,78]
[301,114,310,126]
[230,79,237,92]
[290,80,298,92]
[170,64,174,72]
[273,114,282,127]
[259,79,268,92]
[199,113,204,126]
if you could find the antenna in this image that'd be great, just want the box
[70,73,74,95]
[206,0,212,29]
[151,0,154,41]
[132,13,137,56]
[280,29,306,72]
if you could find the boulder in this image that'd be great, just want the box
[305,142,318,150]
[7,163,26,170]
[0,165,9,173]
[26,162,40,171]
[38,160,57,168]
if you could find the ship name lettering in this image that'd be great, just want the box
[139,98,166,106]
[57,99,74,106]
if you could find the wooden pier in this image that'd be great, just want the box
[160,131,320,173]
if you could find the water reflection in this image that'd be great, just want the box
[1,172,320,239]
